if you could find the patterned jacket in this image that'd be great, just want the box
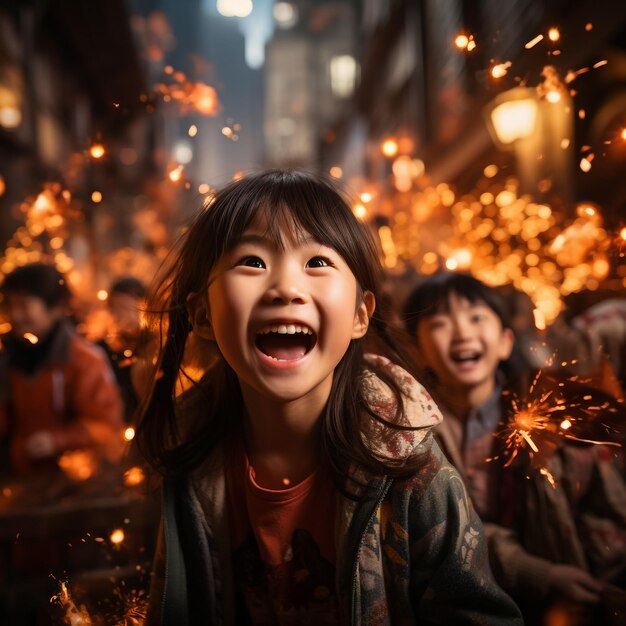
[146,356,523,625]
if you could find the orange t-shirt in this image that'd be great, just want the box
[225,440,340,625]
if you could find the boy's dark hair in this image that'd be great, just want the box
[1,263,71,308]
[136,169,427,497]
[110,276,146,300]
[402,272,528,383]
[402,272,512,337]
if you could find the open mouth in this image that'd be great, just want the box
[255,323,316,361]
[450,350,482,364]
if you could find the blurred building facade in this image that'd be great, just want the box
[322,0,626,219]
[264,0,358,167]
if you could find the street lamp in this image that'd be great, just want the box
[485,87,538,149]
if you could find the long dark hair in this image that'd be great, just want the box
[136,170,428,496]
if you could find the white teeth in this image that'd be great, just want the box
[453,351,480,360]
[258,324,314,335]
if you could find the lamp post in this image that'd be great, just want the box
[485,83,573,201]
[485,87,540,195]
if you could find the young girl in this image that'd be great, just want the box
[403,273,626,624]
[138,171,522,625]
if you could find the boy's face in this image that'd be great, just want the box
[416,291,513,394]
[3,292,64,340]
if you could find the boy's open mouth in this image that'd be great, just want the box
[450,350,482,364]
[255,323,316,361]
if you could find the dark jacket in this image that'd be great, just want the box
[147,356,523,625]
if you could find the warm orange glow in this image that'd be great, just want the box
[620,227,626,240]
[466,39,476,52]
[545,90,561,103]
[198,183,211,194]
[381,138,398,157]
[89,143,105,159]
[57,450,96,481]
[97,290,108,301]
[579,157,592,173]
[560,419,572,430]
[548,28,560,42]
[110,529,125,545]
[329,166,343,179]
[168,165,184,182]
[24,333,39,344]
[0,175,5,197]
[360,192,372,203]
[124,466,145,487]
[188,124,198,137]
[455,34,469,49]
[353,204,368,220]
[621,128,626,141]
[491,62,511,78]
[525,34,543,49]
[91,191,103,203]
[124,427,136,442]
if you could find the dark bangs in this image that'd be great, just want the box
[199,170,381,294]
[403,272,511,337]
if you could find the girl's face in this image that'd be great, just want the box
[197,217,373,407]
[416,291,513,394]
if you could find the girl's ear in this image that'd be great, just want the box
[187,293,215,341]
[499,327,515,361]
[352,290,376,339]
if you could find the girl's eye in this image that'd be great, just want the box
[237,256,265,269]
[306,256,331,268]
[471,313,485,323]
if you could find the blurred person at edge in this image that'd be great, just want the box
[549,296,626,402]
[97,276,149,424]
[0,263,124,474]
[403,272,626,626]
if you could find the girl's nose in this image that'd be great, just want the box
[264,264,307,305]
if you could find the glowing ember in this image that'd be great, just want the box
[525,34,543,49]
[23,333,39,344]
[360,192,372,203]
[548,28,560,42]
[91,191,103,203]
[353,203,367,220]
[491,62,511,78]
[560,419,572,430]
[168,165,184,182]
[282,478,291,486]
[593,60,608,69]
[540,467,557,488]
[123,466,145,487]
[188,124,198,137]
[329,166,343,178]
[621,128,626,141]
[0,175,5,196]
[110,529,125,545]
[124,427,136,442]
[381,138,398,157]
[545,90,561,103]
[89,144,105,159]
[455,34,469,49]
[50,580,93,626]
[579,157,592,172]
[97,290,108,301]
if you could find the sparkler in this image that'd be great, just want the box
[50,580,93,626]
[495,370,622,487]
